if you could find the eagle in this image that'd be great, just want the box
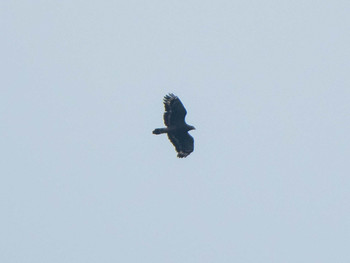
[153,93,195,158]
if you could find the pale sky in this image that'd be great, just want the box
[1,1,350,262]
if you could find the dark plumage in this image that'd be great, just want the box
[153,93,195,158]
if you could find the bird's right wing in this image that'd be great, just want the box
[163,93,187,127]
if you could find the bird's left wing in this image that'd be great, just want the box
[168,132,194,158]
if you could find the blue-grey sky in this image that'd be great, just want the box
[1,1,349,262]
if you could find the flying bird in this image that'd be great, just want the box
[153,93,195,158]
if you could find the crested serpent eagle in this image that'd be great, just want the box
[153,93,195,158]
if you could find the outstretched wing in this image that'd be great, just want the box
[168,132,194,158]
[163,93,187,127]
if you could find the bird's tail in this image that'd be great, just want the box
[152,128,167,134]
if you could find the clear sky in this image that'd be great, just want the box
[1,1,349,262]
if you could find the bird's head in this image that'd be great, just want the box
[188,125,196,131]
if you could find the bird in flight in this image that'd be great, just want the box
[153,93,195,158]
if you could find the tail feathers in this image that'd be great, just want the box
[153,128,167,134]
